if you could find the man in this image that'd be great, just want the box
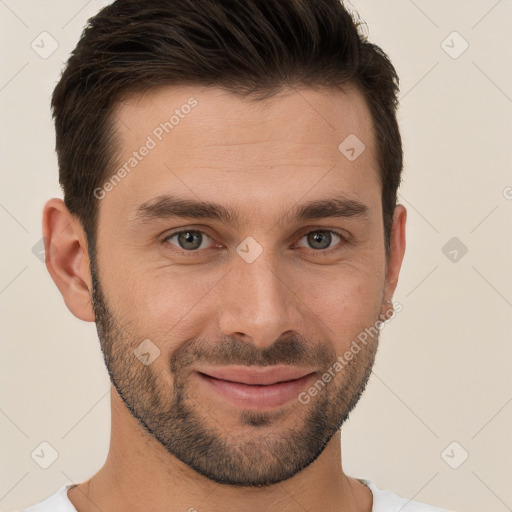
[19,0,453,511]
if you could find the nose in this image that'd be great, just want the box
[217,247,304,350]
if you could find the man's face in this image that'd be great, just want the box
[90,85,394,487]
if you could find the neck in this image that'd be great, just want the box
[67,387,373,512]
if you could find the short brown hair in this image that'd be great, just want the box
[51,0,402,256]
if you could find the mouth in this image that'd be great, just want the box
[195,369,316,410]
[196,365,315,386]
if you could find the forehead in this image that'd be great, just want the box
[101,84,380,226]
[113,83,374,153]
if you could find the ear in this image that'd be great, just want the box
[42,198,95,322]
[383,204,407,301]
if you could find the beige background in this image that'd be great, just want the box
[1,1,511,511]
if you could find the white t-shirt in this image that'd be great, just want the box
[17,478,455,512]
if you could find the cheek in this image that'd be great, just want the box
[99,235,386,349]
[297,260,385,344]
[112,268,221,341]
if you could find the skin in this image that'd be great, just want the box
[43,84,406,512]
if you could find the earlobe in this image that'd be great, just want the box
[42,198,95,322]
[384,204,407,301]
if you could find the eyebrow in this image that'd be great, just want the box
[131,194,369,227]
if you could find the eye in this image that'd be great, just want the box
[162,228,347,255]
[295,229,346,251]
[163,229,215,252]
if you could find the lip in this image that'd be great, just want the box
[194,366,317,410]
[196,365,315,385]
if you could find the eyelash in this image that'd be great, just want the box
[162,228,348,256]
